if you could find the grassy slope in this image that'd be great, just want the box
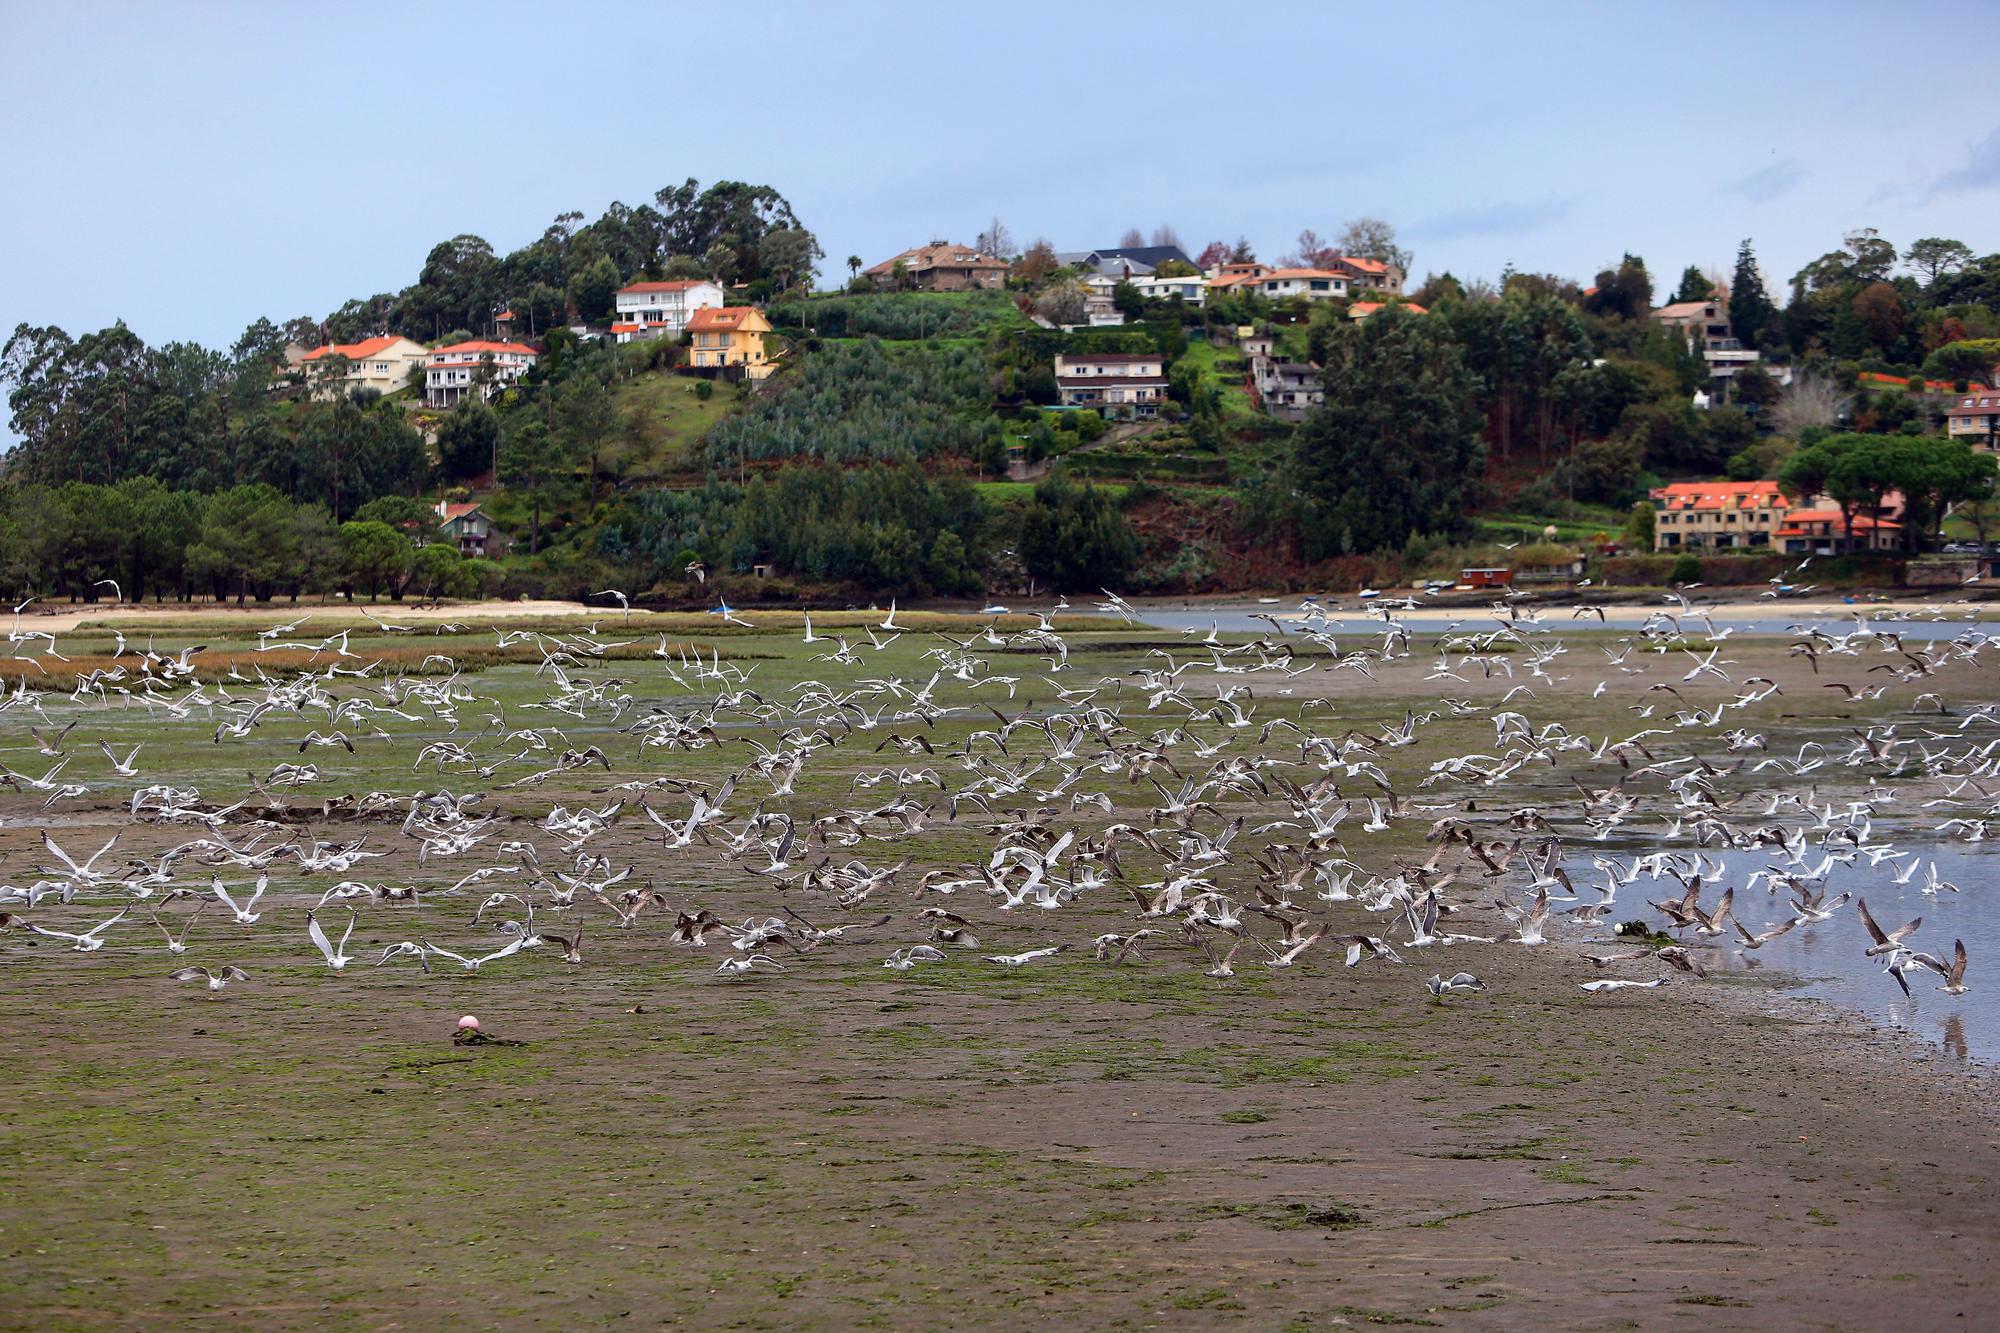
[610,372,742,485]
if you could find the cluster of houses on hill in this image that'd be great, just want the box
[291,335,544,409]
[289,276,774,412]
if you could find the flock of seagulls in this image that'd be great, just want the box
[0,588,1993,1041]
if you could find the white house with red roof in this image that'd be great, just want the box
[1238,268,1351,302]
[612,279,725,342]
[299,335,430,400]
[424,340,539,408]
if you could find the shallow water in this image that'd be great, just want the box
[1130,605,1992,641]
[1566,841,1998,1063]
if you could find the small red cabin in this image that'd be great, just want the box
[1459,567,1514,589]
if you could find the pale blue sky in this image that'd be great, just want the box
[3,0,1999,356]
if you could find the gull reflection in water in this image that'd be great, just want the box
[1941,1011,1969,1062]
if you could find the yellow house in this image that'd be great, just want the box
[687,306,774,378]
[298,335,431,400]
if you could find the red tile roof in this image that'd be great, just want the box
[1256,268,1350,283]
[687,306,766,333]
[864,243,1009,277]
[439,503,484,521]
[301,335,410,362]
[1775,511,1899,536]
[619,280,716,294]
[1649,480,1787,512]
[430,340,538,358]
[1349,301,1428,317]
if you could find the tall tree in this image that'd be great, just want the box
[1288,228,1337,269]
[975,217,1013,258]
[1148,223,1181,250]
[569,255,621,324]
[1729,238,1776,348]
[1336,217,1413,275]
[1118,227,1145,248]
[1583,255,1653,320]
[500,419,570,555]
[1904,237,1974,287]
[1014,239,1059,286]
[1673,265,1713,302]
[1294,309,1484,556]
[557,372,618,507]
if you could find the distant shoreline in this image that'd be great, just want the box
[18,589,1999,636]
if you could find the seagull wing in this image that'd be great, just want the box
[306,912,337,964]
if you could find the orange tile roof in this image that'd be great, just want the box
[301,335,407,361]
[1256,268,1350,283]
[439,503,483,520]
[1349,301,1428,317]
[431,340,538,357]
[1338,256,1388,273]
[1776,511,1899,535]
[611,323,643,333]
[1650,480,1785,511]
[687,306,766,333]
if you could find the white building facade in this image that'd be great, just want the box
[612,279,726,342]
[425,341,539,408]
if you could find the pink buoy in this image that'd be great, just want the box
[457,1014,480,1031]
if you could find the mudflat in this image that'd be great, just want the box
[0,614,1992,1329]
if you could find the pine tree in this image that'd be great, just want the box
[1729,239,1776,349]
[1673,265,1712,303]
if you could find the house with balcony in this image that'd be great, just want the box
[299,335,431,400]
[424,340,538,408]
[687,306,774,378]
[1945,391,2000,453]
[434,501,495,557]
[1648,480,1789,550]
[612,279,724,342]
[1332,256,1403,293]
[864,242,1009,291]
[1249,356,1322,421]
[1244,268,1350,302]
[1129,272,1207,305]
[1054,352,1167,420]
[1653,299,1761,399]
[1773,509,1902,554]
[1080,275,1127,326]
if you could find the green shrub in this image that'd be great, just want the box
[1670,552,1703,583]
[706,339,996,465]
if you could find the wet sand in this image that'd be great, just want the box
[0,618,1993,1327]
